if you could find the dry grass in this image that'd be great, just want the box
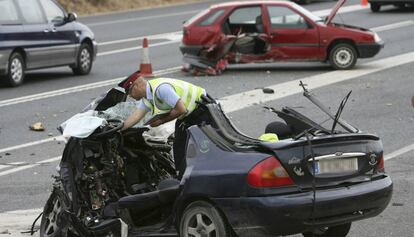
[58,0,201,15]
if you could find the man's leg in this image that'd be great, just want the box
[174,119,187,178]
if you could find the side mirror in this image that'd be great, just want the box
[67,12,77,22]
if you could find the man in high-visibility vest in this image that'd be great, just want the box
[122,77,209,177]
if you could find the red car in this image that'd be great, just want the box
[180,0,384,75]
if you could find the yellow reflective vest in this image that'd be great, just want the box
[142,78,205,118]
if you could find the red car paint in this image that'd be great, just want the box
[180,0,384,74]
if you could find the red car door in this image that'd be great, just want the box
[265,4,320,60]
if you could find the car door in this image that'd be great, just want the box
[15,0,51,69]
[265,4,320,60]
[39,0,77,66]
[0,0,24,70]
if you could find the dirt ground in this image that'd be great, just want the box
[58,0,202,15]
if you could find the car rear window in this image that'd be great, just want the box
[184,9,209,27]
[198,9,225,26]
[0,0,19,24]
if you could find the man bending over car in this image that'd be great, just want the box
[122,77,209,178]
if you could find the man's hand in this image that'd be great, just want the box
[149,119,163,127]
[122,108,147,131]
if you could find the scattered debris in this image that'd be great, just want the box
[262,88,274,94]
[0,156,2,159]
[53,114,57,118]
[266,70,271,74]
[5,153,11,156]
[392,202,404,207]
[30,153,35,156]
[29,122,45,131]
[386,103,392,106]
[48,133,54,137]
[0,229,9,234]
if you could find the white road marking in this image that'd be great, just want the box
[219,51,414,113]
[0,156,61,177]
[372,20,414,33]
[95,4,369,56]
[0,67,181,109]
[2,51,414,177]
[98,31,182,46]
[0,141,412,233]
[312,4,368,17]
[385,143,414,161]
[87,9,200,27]
[0,136,65,154]
[97,40,181,57]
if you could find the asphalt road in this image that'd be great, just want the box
[0,0,413,236]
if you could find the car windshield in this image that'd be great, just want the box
[184,9,210,26]
[291,4,323,23]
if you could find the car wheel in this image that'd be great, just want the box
[329,43,357,70]
[302,223,352,237]
[370,3,381,12]
[39,188,70,237]
[180,201,230,237]
[72,43,93,75]
[4,52,25,87]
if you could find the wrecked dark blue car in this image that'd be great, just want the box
[39,74,392,237]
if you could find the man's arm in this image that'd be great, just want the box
[122,108,147,130]
[149,99,187,127]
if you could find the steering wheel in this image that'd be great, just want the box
[91,119,124,138]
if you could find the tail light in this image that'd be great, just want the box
[376,154,385,172]
[248,156,295,188]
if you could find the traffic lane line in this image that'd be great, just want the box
[98,31,182,46]
[219,51,414,113]
[2,18,412,109]
[0,142,411,234]
[86,3,368,28]
[1,50,414,154]
[87,9,200,27]
[0,156,61,177]
[97,40,181,57]
[0,66,181,109]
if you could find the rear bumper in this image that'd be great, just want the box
[214,175,392,236]
[357,41,384,58]
[179,43,203,56]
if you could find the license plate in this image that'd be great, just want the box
[315,158,358,174]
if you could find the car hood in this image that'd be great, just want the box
[325,0,347,25]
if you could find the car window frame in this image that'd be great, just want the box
[266,4,312,30]
[226,5,263,25]
[0,0,23,25]
[39,0,68,25]
[15,0,48,25]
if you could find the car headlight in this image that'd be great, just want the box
[374,33,382,43]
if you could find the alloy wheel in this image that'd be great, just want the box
[42,196,62,236]
[185,212,217,237]
[80,48,91,72]
[10,58,23,83]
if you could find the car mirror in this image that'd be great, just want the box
[66,12,78,23]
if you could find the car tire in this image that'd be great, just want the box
[329,43,358,70]
[39,188,70,237]
[370,3,381,12]
[4,52,25,87]
[180,201,230,237]
[72,43,93,75]
[302,223,352,237]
